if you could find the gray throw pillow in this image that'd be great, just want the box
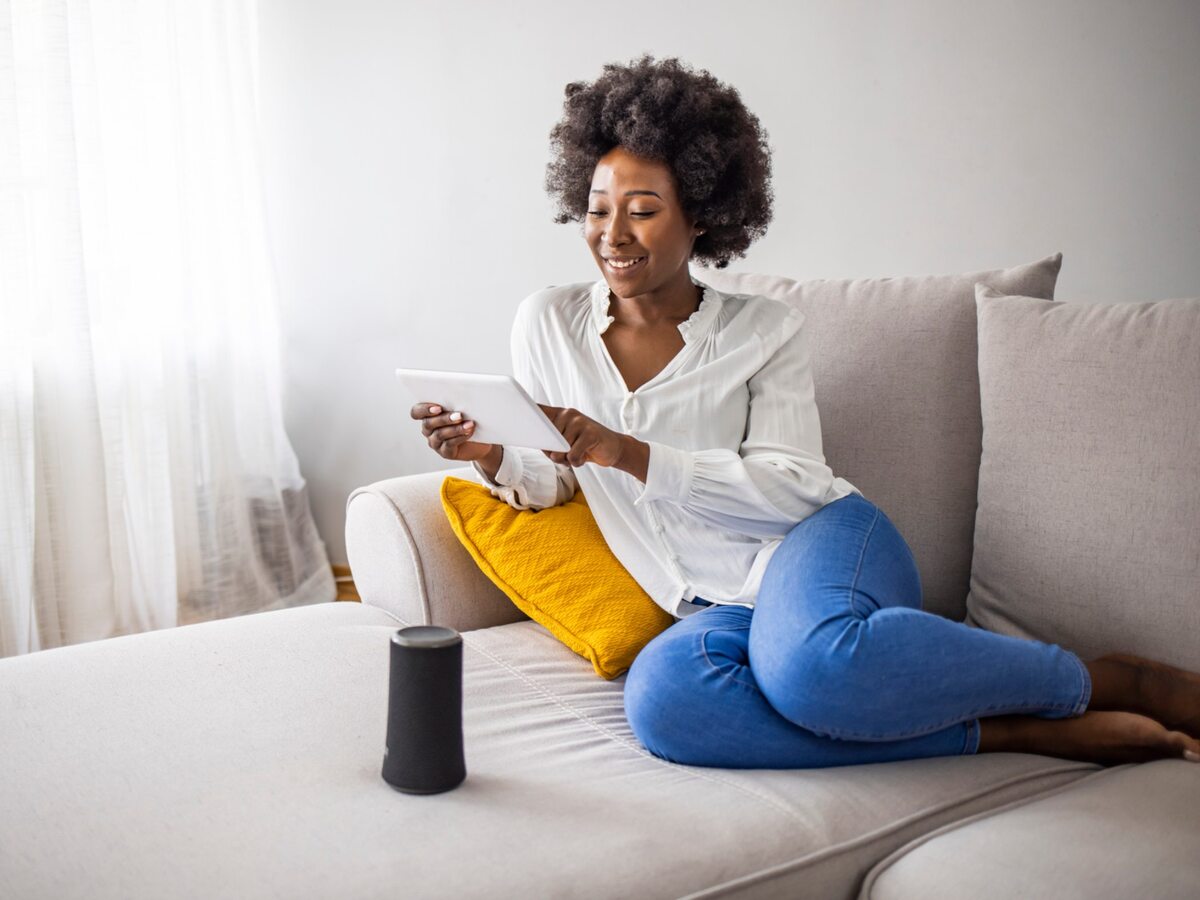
[966,284,1200,670]
[702,254,1062,621]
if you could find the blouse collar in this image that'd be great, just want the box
[589,276,724,344]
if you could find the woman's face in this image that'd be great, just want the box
[585,146,702,299]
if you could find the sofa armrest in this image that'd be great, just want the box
[344,467,529,633]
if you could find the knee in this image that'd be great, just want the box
[751,619,865,737]
[623,631,697,763]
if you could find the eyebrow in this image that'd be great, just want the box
[589,189,662,198]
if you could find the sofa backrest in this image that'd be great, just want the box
[701,254,1062,621]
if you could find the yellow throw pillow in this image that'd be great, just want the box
[440,476,674,679]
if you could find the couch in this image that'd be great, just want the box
[2,254,1197,899]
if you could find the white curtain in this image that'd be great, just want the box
[0,0,335,657]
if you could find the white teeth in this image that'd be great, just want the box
[607,257,644,269]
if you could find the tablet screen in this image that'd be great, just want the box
[396,367,571,453]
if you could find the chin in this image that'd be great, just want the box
[600,272,652,298]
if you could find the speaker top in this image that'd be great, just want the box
[391,625,461,649]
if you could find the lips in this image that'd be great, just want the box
[605,256,647,273]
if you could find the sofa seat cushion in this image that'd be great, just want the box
[860,760,1200,899]
[1,601,1100,900]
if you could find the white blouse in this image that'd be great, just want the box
[471,275,861,620]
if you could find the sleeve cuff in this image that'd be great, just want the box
[633,441,695,507]
[472,446,522,488]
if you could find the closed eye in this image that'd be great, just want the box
[587,210,657,217]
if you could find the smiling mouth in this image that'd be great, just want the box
[605,256,646,272]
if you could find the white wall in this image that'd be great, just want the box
[256,0,1200,566]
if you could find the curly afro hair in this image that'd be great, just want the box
[545,55,773,270]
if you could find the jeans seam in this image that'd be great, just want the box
[846,506,880,619]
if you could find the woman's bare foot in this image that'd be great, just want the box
[978,709,1200,766]
[1086,653,1200,737]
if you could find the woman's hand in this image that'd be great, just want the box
[411,402,496,463]
[538,404,628,468]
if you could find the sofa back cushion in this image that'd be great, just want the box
[702,254,1061,621]
[965,286,1200,669]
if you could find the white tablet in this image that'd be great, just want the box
[395,367,571,453]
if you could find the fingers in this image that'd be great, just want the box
[413,402,477,456]
[423,409,466,435]
[560,415,593,466]
[546,444,589,467]
[542,407,571,465]
[431,414,475,442]
[410,401,443,419]
[538,406,594,467]
[431,419,477,458]
[414,403,464,435]
[438,428,477,458]
[567,443,594,467]
[539,404,576,433]
[540,406,569,465]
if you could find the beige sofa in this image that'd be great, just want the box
[3,255,1197,898]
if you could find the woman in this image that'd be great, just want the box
[412,55,1200,769]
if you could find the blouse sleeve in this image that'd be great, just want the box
[632,307,859,540]
[471,295,578,510]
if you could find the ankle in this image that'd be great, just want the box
[1085,656,1142,713]
[977,716,1034,754]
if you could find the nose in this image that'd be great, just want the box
[601,209,632,248]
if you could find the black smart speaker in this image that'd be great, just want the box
[381,626,466,794]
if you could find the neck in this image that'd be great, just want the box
[608,269,702,328]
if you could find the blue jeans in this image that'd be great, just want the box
[624,493,1092,769]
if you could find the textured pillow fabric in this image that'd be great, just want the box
[700,254,1062,621]
[965,285,1200,670]
[439,476,674,679]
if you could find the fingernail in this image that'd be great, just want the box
[449,411,462,422]
[463,421,475,431]
[1185,750,1200,762]
[429,405,441,414]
